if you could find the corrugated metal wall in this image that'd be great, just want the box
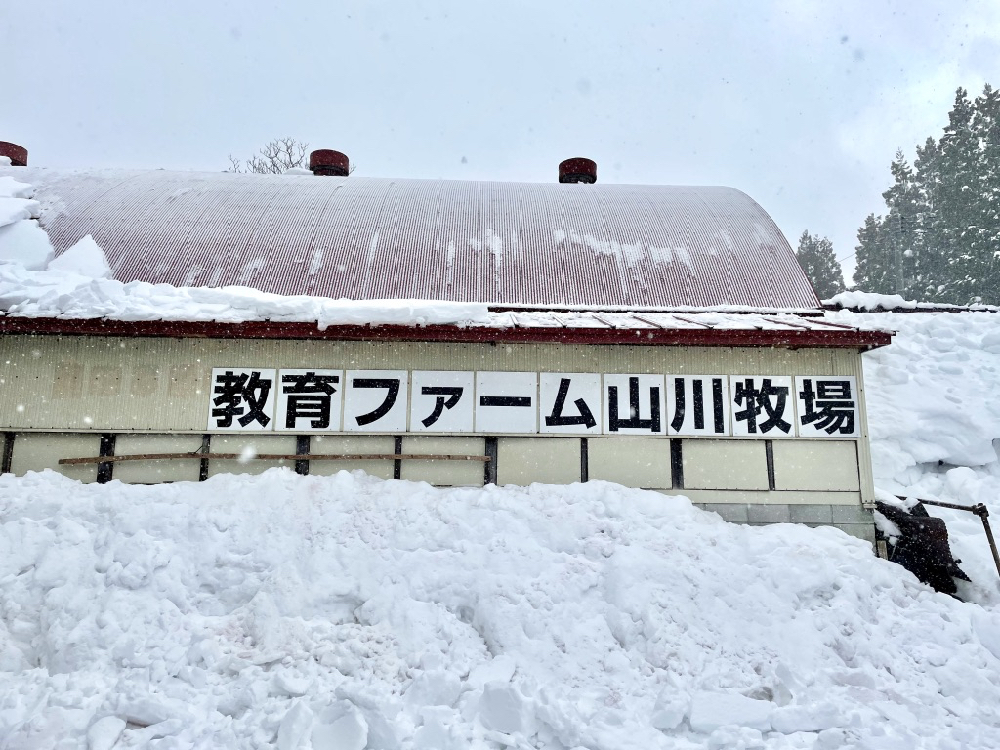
[0,333,876,501]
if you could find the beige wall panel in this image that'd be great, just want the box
[497,438,581,485]
[668,489,862,505]
[0,336,865,434]
[113,434,204,484]
[207,435,297,477]
[846,354,877,505]
[309,435,395,479]
[683,439,769,491]
[10,433,100,483]
[588,437,672,489]
[400,436,485,486]
[0,335,877,501]
[772,440,860,492]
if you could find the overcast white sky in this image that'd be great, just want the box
[4,1,998,283]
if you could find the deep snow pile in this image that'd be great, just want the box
[3,471,1000,749]
[828,306,1000,601]
[0,170,490,328]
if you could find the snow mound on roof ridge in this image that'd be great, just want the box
[3,470,1000,748]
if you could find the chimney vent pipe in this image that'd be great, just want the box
[0,142,27,167]
[559,157,596,184]
[309,149,349,176]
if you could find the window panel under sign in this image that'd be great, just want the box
[206,368,860,438]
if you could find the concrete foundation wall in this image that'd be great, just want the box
[692,502,876,543]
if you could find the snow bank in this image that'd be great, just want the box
[826,308,1000,605]
[835,310,1000,472]
[0,171,490,328]
[827,290,918,311]
[3,470,1000,748]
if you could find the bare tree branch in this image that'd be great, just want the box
[230,137,310,174]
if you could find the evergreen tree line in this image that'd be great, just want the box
[853,84,1000,304]
[795,231,845,300]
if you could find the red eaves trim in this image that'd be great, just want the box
[0,316,894,350]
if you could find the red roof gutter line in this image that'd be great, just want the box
[0,316,894,350]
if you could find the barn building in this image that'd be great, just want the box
[0,145,891,541]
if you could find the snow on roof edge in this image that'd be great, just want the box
[826,290,1000,313]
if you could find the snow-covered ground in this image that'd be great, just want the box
[3,471,1000,750]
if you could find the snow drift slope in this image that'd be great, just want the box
[3,471,1000,748]
[844,311,1000,474]
[832,309,1000,602]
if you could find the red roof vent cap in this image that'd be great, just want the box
[0,142,27,167]
[559,157,596,184]
[309,149,349,176]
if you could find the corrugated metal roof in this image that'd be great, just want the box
[19,168,820,310]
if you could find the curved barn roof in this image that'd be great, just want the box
[23,169,820,310]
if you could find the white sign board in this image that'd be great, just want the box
[667,375,730,436]
[206,367,860,438]
[208,368,276,431]
[410,370,475,433]
[795,376,860,438]
[274,369,343,432]
[343,370,409,433]
[729,376,795,438]
[475,371,537,434]
[539,373,602,434]
[603,374,666,435]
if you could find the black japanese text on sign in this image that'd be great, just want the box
[207,369,860,437]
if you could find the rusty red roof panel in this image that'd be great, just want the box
[23,169,821,310]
